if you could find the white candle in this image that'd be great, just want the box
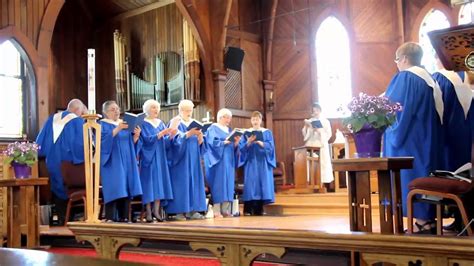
[87,49,96,113]
[206,111,210,121]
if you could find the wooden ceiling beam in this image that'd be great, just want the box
[107,0,175,23]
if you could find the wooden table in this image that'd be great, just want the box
[0,248,149,265]
[0,178,49,248]
[332,157,413,234]
[291,146,324,193]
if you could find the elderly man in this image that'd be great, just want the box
[383,42,444,234]
[36,99,88,223]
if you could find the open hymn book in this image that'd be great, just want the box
[431,162,472,183]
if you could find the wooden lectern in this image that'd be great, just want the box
[291,146,325,193]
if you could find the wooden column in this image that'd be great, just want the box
[263,80,275,130]
[212,69,227,110]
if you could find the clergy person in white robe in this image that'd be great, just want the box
[302,102,334,185]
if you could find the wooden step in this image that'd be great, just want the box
[265,192,380,215]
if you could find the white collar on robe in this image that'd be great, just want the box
[52,112,77,143]
[179,116,194,127]
[438,70,472,119]
[144,117,161,128]
[405,66,444,123]
[101,118,122,126]
[214,123,229,133]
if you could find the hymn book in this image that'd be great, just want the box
[431,162,472,183]
[225,128,244,142]
[305,119,323,128]
[186,120,213,133]
[244,130,264,142]
[123,112,147,132]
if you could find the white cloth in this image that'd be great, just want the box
[52,112,77,143]
[406,66,444,123]
[438,70,472,119]
[302,117,334,183]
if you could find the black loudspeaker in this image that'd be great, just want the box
[224,47,245,71]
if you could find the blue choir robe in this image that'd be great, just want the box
[383,66,444,220]
[164,119,207,214]
[204,124,238,204]
[238,129,276,204]
[36,111,84,199]
[100,119,142,204]
[433,71,473,171]
[137,119,173,205]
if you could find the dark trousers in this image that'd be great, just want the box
[105,198,130,221]
[244,200,264,215]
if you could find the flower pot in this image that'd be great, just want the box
[11,162,32,179]
[353,124,384,158]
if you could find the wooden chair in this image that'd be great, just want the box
[407,176,473,236]
[273,161,287,191]
[60,161,87,224]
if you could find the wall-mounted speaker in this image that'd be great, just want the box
[224,47,245,71]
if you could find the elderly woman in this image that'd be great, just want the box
[165,99,207,221]
[204,108,240,217]
[138,99,175,222]
[239,111,276,216]
[100,100,142,222]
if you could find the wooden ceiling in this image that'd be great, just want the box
[78,0,170,23]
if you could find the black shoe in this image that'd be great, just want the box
[413,221,437,235]
[443,221,462,232]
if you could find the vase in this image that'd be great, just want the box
[353,124,384,158]
[11,162,32,179]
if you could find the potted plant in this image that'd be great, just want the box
[342,93,402,157]
[3,141,40,178]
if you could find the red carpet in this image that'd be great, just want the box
[47,247,286,265]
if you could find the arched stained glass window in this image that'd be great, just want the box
[418,9,450,73]
[0,40,24,138]
[315,16,352,118]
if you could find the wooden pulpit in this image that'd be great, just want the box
[291,146,325,193]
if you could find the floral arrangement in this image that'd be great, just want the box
[3,141,40,166]
[342,93,402,133]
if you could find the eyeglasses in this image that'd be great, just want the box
[394,55,404,63]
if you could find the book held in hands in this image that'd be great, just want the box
[225,128,244,142]
[186,120,213,133]
[244,130,264,142]
[123,112,147,132]
[304,119,323,128]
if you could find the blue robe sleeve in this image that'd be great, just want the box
[64,118,85,164]
[263,130,277,168]
[205,126,226,168]
[384,72,419,147]
[100,122,115,166]
[35,115,54,157]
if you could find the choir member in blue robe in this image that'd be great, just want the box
[383,42,444,233]
[165,100,207,221]
[138,99,176,222]
[204,108,240,218]
[238,111,276,216]
[100,101,142,222]
[433,70,472,171]
[36,99,87,221]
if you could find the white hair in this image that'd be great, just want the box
[178,99,194,110]
[142,99,160,116]
[217,108,232,121]
[67,99,85,112]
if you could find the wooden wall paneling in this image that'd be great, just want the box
[241,39,262,111]
[229,115,248,131]
[238,0,260,35]
[352,43,399,95]
[273,119,306,184]
[228,0,239,31]
[1,0,8,27]
[14,0,20,29]
[273,42,312,115]
[350,0,398,43]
